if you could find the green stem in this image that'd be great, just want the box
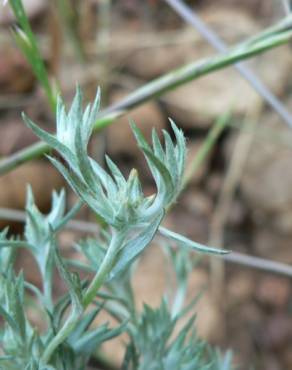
[43,269,53,313]
[182,111,231,189]
[41,303,81,364]
[171,281,187,318]
[83,230,126,308]
[1,16,292,175]
[9,0,56,111]
[56,0,86,62]
[41,230,126,364]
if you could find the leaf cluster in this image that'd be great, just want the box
[0,88,235,369]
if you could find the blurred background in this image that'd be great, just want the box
[1,1,292,369]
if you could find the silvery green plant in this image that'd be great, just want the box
[0,88,235,369]
[23,87,225,308]
[0,191,126,370]
[122,300,233,370]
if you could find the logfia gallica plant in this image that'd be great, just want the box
[0,88,234,369]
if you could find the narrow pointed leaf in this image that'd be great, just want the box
[159,227,229,255]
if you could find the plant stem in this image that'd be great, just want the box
[43,269,53,312]
[171,281,187,318]
[9,0,56,111]
[2,207,292,278]
[56,0,86,62]
[166,0,292,129]
[82,230,126,308]
[41,303,81,364]
[182,111,231,189]
[41,229,126,364]
[1,16,292,175]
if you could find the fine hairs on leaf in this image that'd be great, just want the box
[0,87,235,369]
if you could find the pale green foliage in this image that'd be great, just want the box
[24,187,66,310]
[122,300,233,370]
[23,88,226,254]
[0,229,15,273]
[0,191,125,369]
[23,88,186,230]
[0,88,235,369]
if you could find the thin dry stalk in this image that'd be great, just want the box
[209,110,261,302]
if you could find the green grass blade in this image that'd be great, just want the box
[9,0,57,111]
[1,15,292,175]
